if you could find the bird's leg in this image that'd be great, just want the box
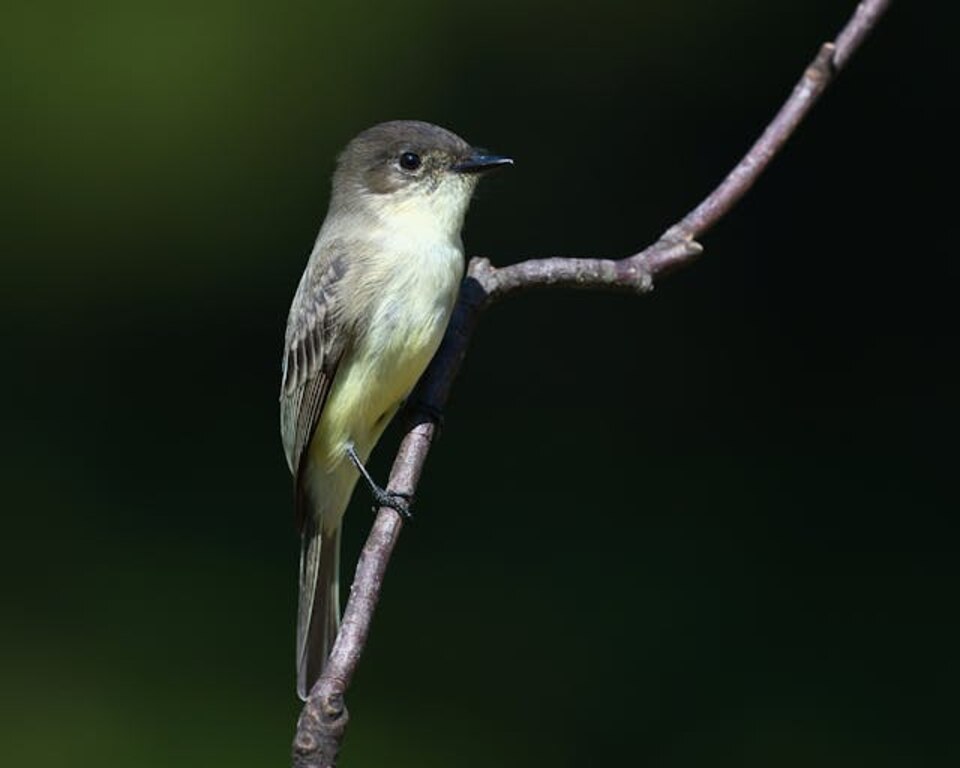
[346,443,413,519]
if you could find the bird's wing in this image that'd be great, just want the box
[279,240,350,531]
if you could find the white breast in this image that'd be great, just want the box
[362,233,463,403]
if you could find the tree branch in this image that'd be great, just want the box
[292,1,891,764]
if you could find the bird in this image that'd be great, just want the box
[280,120,511,699]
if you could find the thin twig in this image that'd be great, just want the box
[292,1,891,765]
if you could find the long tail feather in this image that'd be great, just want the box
[296,520,342,700]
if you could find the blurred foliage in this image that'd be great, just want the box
[1,1,958,766]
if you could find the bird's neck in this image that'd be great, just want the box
[331,189,470,251]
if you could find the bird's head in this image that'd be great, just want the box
[330,120,512,236]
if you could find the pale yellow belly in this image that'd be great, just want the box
[304,283,456,530]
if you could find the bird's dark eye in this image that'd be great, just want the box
[399,151,421,171]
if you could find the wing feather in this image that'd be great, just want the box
[279,241,350,530]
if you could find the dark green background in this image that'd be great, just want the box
[2,1,957,765]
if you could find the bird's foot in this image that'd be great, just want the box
[346,443,414,520]
[370,487,413,519]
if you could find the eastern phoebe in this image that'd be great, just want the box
[280,120,511,699]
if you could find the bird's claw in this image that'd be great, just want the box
[372,489,413,519]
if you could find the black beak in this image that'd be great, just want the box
[451,151,514,174]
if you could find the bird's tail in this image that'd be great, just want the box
[296,518,342,700]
